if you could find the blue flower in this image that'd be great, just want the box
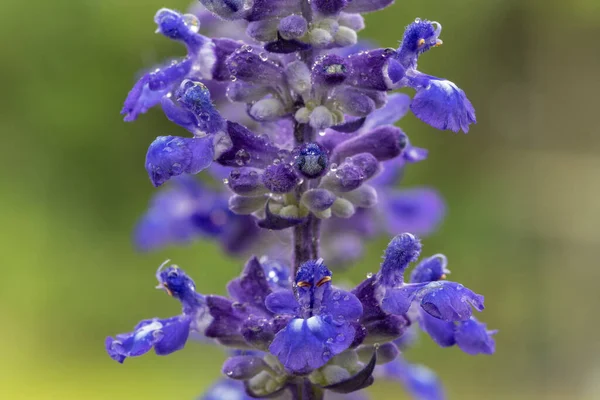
[407,74,476,134]
[105,263,207,363]
[372,234,486,323]
[266,260,363,374]
[378,356,446,400]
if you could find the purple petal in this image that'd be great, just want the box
[265,290,299,315]
[454,317,497,355]
[227,256,273,312]
[105,317,190,363]
[333,87,376,117]
[148,57,193,91]
[408,75,476,134]
[262,163,300,193]
[145,136,215,187]
[331,125,407,163]
[363,314,409,343]
[217,121,281,169]
[419,282,485,322]
[228,168,267,195]
[154,316,192,355]
[418,311,456,348]
[176,80,227,135]
[381,188,446,237]
[410,254,449,284]
[161,95,199,134]
[199,379,255,400]
[269,316,355,374]
[322,288,363,322]
[352,276,387,322]
[343,0,394,13]
[205,295,252,346]
[121,74,170,121]
[361,93,411,132]
[379,233,422,287]
[381,283,428,315]
[227,46,285,84]
[222,355,269,380]
[301,189,337,212]
[241,315,279,349]
[154,9,207,53]
[397,19,442,69]
[212,38,244,81]
[278,15,307,39]
[381,357,446,400]
[346,48,396,91]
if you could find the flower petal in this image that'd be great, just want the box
[454,317,497,355]
[381,188,446,238]
[381,283,428,315]
[227,256,273,312]
[265,290,300,315]
[145,136,215,187]
[408,74,476,133]
[418,311,456,348]
[378,233,422,288]
[269,316,355,374]
[381,357,446,400]
[419,282,484,322]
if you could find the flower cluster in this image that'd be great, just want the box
[108,1,492,399]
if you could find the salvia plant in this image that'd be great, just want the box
[107,0,495,399]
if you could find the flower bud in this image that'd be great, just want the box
[295,143,329,179]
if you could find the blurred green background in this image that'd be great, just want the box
[2,0,600,398]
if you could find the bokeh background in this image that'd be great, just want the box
[2,0,599,398]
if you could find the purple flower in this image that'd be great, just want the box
[378,357,446,400]
[367,234,486,324]
[266,260,362,374]
[105,263,207,363]
[112,1,492,397]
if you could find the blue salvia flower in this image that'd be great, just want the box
[109,1,493,399]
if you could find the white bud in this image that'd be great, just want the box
[295,107,311,124]
[314,208,332,219]
[285,61,312,95]
[309,106,335,130]
[338,13,365,31]
[342,185,378,208]
[331,198,355,218]
[334,27,358,47]
[309,28,333,47]
[229,195,268,215]
[249,98,286,121]
[279,205,300,218]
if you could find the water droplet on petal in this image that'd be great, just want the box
[336,334,345,342]
[222,178,229,185]
[366,272,373,278]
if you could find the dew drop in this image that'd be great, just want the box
[343,295,350,301]
[322,350,331,360]
[366,272,373,278]
[336,333,345,342]
[222,178,229,185]
[332,291,341,301]
[326,337,334,344]
[259,52,268,61]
